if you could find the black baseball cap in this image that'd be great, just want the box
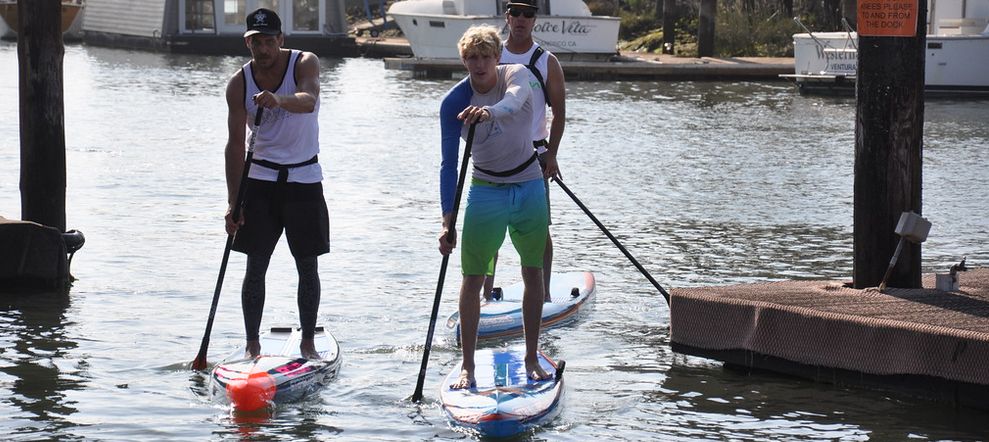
[244,8,282,37]
[506,0,538,10]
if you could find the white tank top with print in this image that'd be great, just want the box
[243,49,322,183]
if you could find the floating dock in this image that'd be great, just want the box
[0,216,70,290]
[669,268,989,410]
[383,53,794,81]
[362,37,795,81]
[0,216,84,291]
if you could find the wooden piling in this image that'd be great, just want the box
[697,0,716,57]
[18,0,66,232]
[853,0,927,289]
[661,0,676,54]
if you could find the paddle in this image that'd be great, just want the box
[191,107,264,371]
[412,123,477,402]
[554,178,671,304]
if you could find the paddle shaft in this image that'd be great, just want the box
[555,178,671,304]
[192,108,264,370]
[412,123,476,402]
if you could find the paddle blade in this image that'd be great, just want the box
[191,352,208,371]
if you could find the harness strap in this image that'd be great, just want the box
[500,46,551,106]
[474,152,538,178]
[526,46,551,106]
[251,155,318,184]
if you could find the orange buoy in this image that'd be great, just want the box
[226,371,276,411]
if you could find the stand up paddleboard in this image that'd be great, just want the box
[449,271,596,342]
[210,326,341,411]
[441,348,565,438]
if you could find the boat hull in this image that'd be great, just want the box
[0,1,84,35]
[388,13,619,59]
[785,31,989,96]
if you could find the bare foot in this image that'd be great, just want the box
[450,369,476,390]
[245,340,261,359]
[300,338,321,360]
[525,358,550,382]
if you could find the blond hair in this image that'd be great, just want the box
[458,25,502,59]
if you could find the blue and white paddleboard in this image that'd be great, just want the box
[441,348,565,438]
[210,326,341,411]
[449,271,596,342]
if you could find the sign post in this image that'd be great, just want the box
[853,0,926,289]
[857,0,919,37]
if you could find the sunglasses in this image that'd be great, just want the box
[508,8,536,18]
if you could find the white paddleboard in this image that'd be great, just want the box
[449,271,596,342]
[441,347,565,438]
[210,326,341,411]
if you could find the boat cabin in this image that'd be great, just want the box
[81,0,356,55]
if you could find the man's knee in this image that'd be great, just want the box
[461,274,486,296]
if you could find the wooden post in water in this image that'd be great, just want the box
[852,0,926,289]
[697,0,716,57]
[18,0,66,232]
[662,0,676,54]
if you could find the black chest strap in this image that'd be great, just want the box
[526,46,550,106]
[473,151,538,178]
[251,155,318,184]
[500,46,551,106]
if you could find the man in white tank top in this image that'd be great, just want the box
[223,8,328,360]
[484,0,567,302]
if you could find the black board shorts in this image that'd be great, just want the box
[232,178,330,258]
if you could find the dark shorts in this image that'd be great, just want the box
[232,179,330,258]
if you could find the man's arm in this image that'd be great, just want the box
[486,65,532,120]
[225,70,248,206]
[543,53,566,178]
[253,51,320,113]
[437,77,473,254]
[224,70,248,234]
[439,77,473,215]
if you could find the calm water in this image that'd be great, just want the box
[1,43,988,440]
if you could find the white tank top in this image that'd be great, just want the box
[243,50,322,183]
[500,43,550,144]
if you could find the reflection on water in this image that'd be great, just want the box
[0,42,987,440]
[657,363,988,440]
[0,291,82,437]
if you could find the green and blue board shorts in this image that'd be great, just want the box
[461,177,548,275]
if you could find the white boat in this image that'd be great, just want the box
[781,0,989,96]
[387,0,620,59]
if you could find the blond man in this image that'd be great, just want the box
[437,26,550,389]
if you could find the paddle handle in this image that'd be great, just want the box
[192,107,264,371]
[555,178,671,304]
[412,123,476,402]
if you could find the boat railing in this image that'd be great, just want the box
[793,17,829,52]
[841,17,858,50]
[793,17,858,77]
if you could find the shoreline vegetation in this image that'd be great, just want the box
[348,0,857,57]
